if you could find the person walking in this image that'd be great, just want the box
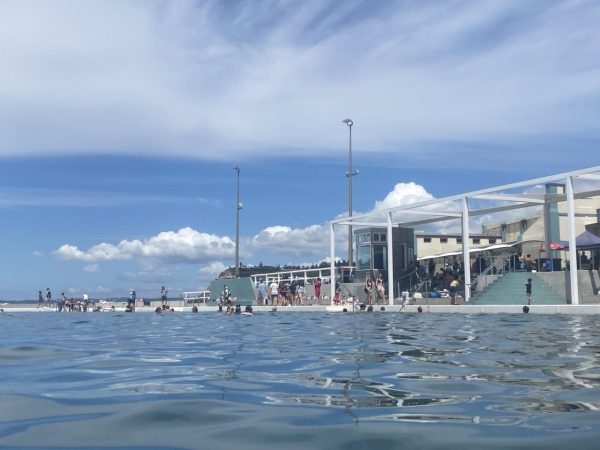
[313,278,321,306]
[525,278,534,305]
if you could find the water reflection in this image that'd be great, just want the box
[1,312,600,446]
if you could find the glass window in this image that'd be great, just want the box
[358,235,364,244]
[373,233,380,242]
[357,246,371,270]
[424,237,432,243]
[381,233,386,242]
[489,238,496,244]
[473,238,481,244]
[457,238,462,243]
[440,238,448,243]
[373,245,387,270]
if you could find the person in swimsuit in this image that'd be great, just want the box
[375,274,385,304]
[525,278,534,305]
[449,275,460,305]
[365,278,373,304]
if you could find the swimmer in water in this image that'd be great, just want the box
[192,306,198,313]
[155,307,162,314]
[241,305,253,316]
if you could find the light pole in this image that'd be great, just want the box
[233,167,242,277]
[343,119,358,269]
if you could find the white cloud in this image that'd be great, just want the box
[83,264,99,273]
[197,197,224,208]
[373,182,435,211]
[32,251,43,256]
[198,261,227,277]
[0,1,598,166]
[90,286,111,294]
[55,227,237,264]
[250,224,344,258]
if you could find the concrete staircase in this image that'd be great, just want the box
[472,272,565,305]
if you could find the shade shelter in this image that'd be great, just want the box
[329,166,600,305]
[559,231,600,250]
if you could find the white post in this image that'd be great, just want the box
[387,212,394,306]
[566,176,579,305]
[543,202,552,268]
[462,197,471,303]
[330,222,336,302]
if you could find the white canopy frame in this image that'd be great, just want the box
[329,166,600,305]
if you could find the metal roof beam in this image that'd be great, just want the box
[330,165,600,224]
[472,194,546,204]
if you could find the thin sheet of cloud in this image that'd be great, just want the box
[0,188,195,208]
[0,1,599,165]
[32,251,43,256]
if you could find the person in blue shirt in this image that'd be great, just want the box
[257,279,267,305]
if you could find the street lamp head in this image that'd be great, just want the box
[233,167,240,173]
[342,119,353,127]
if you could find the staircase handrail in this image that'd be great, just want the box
[470,252,511,286]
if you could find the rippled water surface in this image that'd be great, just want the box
[1,312,600,449]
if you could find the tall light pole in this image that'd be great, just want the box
[343,119,358,268]
[233,167,242,277]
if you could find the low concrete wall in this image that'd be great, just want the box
[536,270,600,304]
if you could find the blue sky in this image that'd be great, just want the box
[0,0,599,300]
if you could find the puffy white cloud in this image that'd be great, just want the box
[55,227,236,264]
[199,261,227,277]
[83,264,99,273]
[373,182,435,211]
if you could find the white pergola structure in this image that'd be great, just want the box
[329,166,600,305]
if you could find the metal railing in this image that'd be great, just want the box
[469,252,512,302]
[250,266,355,287]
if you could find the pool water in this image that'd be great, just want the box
[1,312,599,449]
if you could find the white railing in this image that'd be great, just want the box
[182,291,211,304]
[250,266,355,286]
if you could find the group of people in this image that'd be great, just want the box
[362,273,387,304]
[256,278,318,306]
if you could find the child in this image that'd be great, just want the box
[525,278,534,305]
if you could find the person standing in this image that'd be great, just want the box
[38,291,43,308]
[375,273,385,304]
[525,278,534,305]
[428,259,435,278]
[297,281,306,306]
[450,275,460,305]
[257,279,267,306]
[365,278,373,304]
[525,254,533,272]
[289,281,298,306]
[314,278,321,306]
[279,282,288,306]
[45,288,52,308]
[269,280,279,306]
[161,286,167,307]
